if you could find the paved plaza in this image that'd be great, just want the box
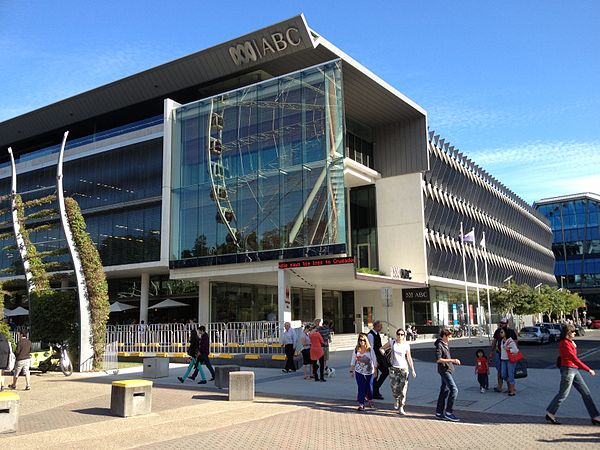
[1,333,600,448]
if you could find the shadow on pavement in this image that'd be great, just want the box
[537,431,600,444]
[73,407,112,416]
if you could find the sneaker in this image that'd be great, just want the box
[398,407,405,415]
[393,400,400,410]
[444,412,460,422]
[188,376,196,381]
[7,385,15,390]
[282,369,289,373]
[25,386,31,391]
[480,387,486,393]
[435,412,444,419]
[357,404,365,411]
[177,377,184,384]
[209,377,215,381]
[198,380,207,384]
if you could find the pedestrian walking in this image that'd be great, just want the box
[189,325,215,382]
[0,333,12,391]
[349,332,378,411]
[367,320,388,400]
[300,324,312,380]
[499,329,519,396]
[281,322,297,373]
[9,332,32,391]
[475,349,489,393]
[310,326,325,382]
[545,324,600,425]
[434,328,461,422]
[178,329,207,384]
[490,318,517,392]
[379,328,416,415]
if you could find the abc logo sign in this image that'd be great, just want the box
[228,27,302,66]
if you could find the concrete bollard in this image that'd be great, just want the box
[110,379,153,417]
[228,371,255,401]
[143,357,169,379]
[214,365,240,389]
[0,392,19,433]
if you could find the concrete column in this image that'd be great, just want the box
[277,269,292,323]
[60,278,69,289]
[198,279,210,325]
[314,285,323,321]
[140,273,150,324]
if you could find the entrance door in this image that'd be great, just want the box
[362,306,374,331]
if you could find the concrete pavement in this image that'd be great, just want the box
[1,331,599,448]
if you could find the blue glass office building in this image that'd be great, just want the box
[0,15,555,331]
[535,193,600,316]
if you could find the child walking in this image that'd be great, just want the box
[475,349,489,393]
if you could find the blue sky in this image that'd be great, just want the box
[1,0,599,203]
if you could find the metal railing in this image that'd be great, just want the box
[105,321,288,356]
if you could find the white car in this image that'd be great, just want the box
[518,326,550,344]
[536,323,561,342]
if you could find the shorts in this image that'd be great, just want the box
[13,359,30,378]
[323,346,330,362]
[301,349,312,365]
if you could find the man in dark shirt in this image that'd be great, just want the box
[314,318,332,372]
[490,318,518,392]
[368,320,388,400]
[190,325,215,382]
[434,328,461,422]
[10,332,32,390]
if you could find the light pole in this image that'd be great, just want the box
[534,283,542,323]
[503,275,514,284]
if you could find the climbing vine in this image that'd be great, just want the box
[65,197,109,370]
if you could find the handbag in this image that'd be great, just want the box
[7,344,16,372]
[382,347,394,368]
[506,341,523,363]
[514,359,528,378]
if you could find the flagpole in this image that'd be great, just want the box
[460,222,471,343]
[473,228,482,342]
[482,231,492,335]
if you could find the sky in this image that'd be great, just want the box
[1,0,599,204]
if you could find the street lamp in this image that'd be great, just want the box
[560,276,565,290]
[534,283,542,293]
[503,275,514,284]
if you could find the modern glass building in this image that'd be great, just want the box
[535,193,600,317]
[0,14,556,332]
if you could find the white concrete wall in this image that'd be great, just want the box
[375,172,427,283]
[354,289,405,335]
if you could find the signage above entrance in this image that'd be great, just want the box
[278,256,355,269]
[228,27,302,66]
[402,287,430,302]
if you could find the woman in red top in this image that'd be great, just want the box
[545,324,600,425]
[309,326,325,382]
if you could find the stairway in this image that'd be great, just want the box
[329,333,360,351]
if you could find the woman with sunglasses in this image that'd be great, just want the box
[349,332,378,411]
[499,328,519,396]
[379,328,416,415]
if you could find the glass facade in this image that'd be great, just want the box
[0,139,163,273]
[170,61,346,267]
[350,186,378,270]
[537,197,600,301]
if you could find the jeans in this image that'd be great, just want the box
[477,373,489,389]
[191,353,214,379]
[183,357,206,381]
[313,356,324,380]
[355,372,373,405]
[436,371,458,415]
[547,367,599,418]
[500,359,516,384]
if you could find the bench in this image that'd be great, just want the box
[0,392,19,433]
[229,371,255,401]
[110,379,153,417]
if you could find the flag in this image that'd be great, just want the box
[480,234,486,249]
[460,228,475,243]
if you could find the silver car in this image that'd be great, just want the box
[536,323,561,342]
[518,326,550,344]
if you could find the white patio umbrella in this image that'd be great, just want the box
[151,298,188,309]
[6,306,29,317]
[109,301,137,313]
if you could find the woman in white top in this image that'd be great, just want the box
[299,324,312,380]
[499,329,519,396]
[349,332,378,411]
[380,328,416,415]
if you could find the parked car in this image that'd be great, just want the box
[518,326,551,344]
[536,323,561,342]
[591,320,600,330]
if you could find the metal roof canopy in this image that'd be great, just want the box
[0,14,425,150]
